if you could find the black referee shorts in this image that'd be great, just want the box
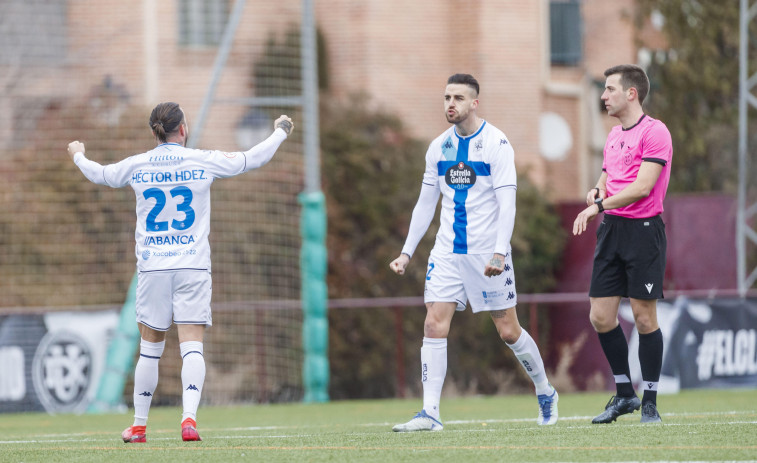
[589,213,666,300]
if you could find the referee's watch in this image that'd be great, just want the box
[594,197,605,213]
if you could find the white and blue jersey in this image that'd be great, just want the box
[73,128,287,272]
[421,121,516,255]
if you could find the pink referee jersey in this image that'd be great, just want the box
[602,115,673,219]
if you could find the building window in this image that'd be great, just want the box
[178,0,229,47]
[0,0,67,65]
[550,0,583,66]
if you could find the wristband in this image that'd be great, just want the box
[594,197,604,213]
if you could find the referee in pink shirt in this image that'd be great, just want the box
[573,64,673,424]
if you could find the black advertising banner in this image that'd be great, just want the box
[621,297,757,392]
[0,311,118,413]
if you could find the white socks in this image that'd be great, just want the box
[421,337,447,420]
[506,330,552,396]
[180,341,205,422]
[132,339,165,426]
[418,330,551,422]
[132,339,206,425]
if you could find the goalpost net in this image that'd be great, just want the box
[0,0,307,407]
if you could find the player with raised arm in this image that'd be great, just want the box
[390,74,557,432]
[573,64,673,424]
[67,102,293,442]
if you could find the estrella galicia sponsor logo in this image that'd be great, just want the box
[445,162,476,190]
[32,331,92,413]
[142,250,150,260]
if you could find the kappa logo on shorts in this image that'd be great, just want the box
[507,292,515,300]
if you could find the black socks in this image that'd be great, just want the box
[597,324,636,397]
[639,328,663,404]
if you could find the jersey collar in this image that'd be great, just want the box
[622,114,647,131]
[454,120,487,139]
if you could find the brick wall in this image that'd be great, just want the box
[317,0,643,200]
[3,0,644,199]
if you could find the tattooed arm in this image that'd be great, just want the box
[275,116,294,135]
[241,115,293,172]
[484,187,516,277]
[484,253,506,277]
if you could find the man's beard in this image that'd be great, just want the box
[447,113,463,124]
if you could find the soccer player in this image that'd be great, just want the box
[389,74,558,432]
[573,64,673,424]
[67,103,294,442]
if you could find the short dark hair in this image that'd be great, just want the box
[447,73,479,96]
[604,64,650,105]
[149,102,185,143]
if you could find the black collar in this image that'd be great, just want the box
[622,114,647,131]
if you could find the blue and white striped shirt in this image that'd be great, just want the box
[420,120,516,255]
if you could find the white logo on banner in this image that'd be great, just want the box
[696,329,757,380]
[32,331,92,413]
[0,346,25,400]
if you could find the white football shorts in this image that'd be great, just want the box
[424,248,517,313]
[135,270,213,331]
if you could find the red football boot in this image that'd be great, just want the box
[181,418,202,442]
[122,425,146,443]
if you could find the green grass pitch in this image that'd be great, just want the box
[1,389,755,462]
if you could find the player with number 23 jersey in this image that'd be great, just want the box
[73,129,288,273]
